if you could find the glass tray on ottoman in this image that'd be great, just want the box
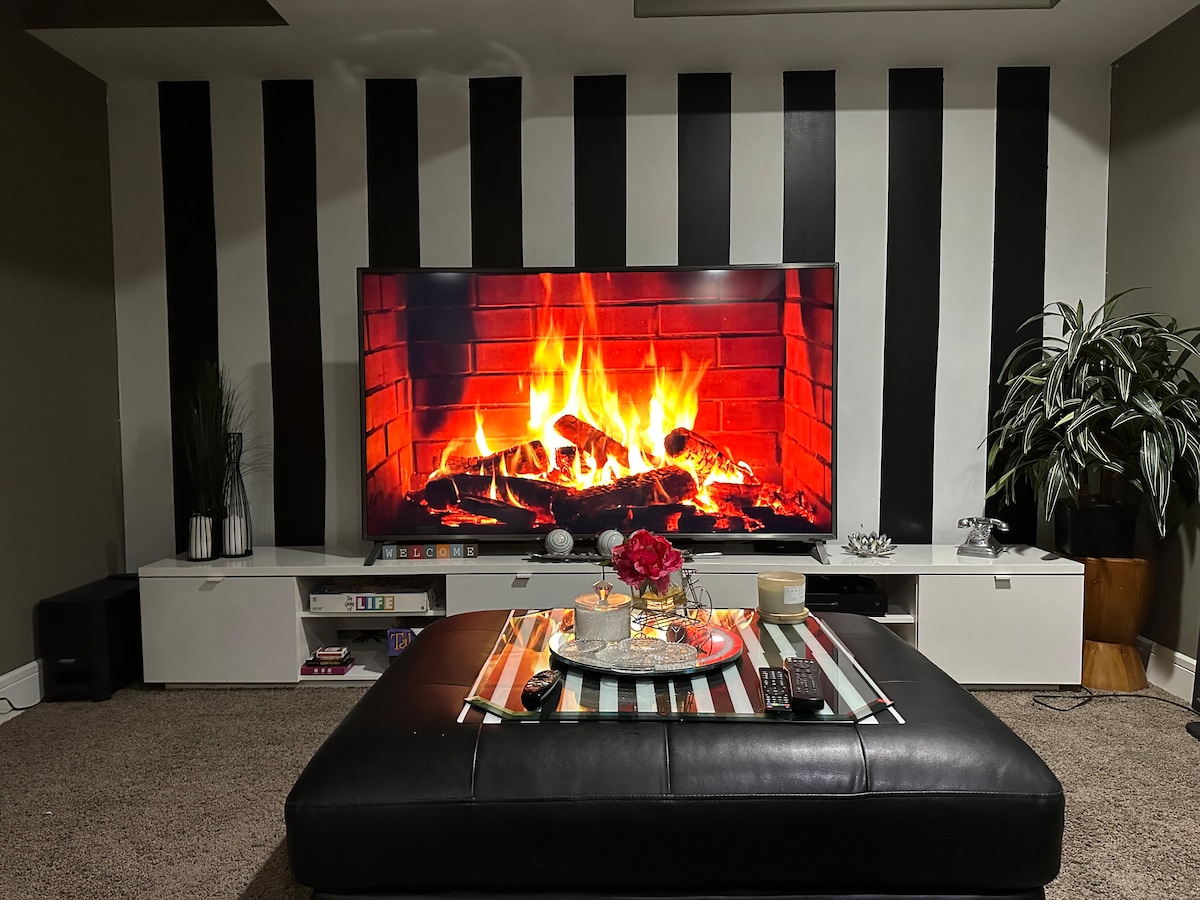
[464,608,896,723]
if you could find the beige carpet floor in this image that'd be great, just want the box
[0,682,1197,899]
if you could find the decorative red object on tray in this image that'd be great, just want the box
[610,529,684,594]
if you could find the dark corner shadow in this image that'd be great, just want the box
[239,840,310,900]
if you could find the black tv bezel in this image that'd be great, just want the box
[356,262,839,546]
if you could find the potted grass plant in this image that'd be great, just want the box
[181,362,248,560]
[985,291,1200,558]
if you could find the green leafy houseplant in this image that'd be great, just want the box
[986,292,1200,543]
[181,362,246,519]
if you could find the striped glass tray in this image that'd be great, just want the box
[464,608,895,722]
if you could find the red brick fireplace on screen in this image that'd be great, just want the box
[361,267,834,538]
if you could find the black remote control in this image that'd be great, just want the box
[759,667,793,715]
[520,669,563,710]
[784,657,825,712]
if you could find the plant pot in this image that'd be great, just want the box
[1054,503,1138,559]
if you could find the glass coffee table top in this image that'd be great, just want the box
[465,608,895,722]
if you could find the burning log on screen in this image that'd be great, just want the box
[707,482,766,511]
[553,415,631,469]
[707,482,817,523]
[443,440,550,477]
[553,466,697,522]
[455,497,538,529]
[663,427,749,482]
[424,474,567,516]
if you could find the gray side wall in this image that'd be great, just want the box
[0,22,123,674]
[1108,5,1200,658]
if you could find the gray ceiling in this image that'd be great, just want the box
[19,0,1200,82]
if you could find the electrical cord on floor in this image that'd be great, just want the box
[1032,685,1197,714]
[0,696,40,713]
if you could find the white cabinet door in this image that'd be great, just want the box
[141,577,301,684]
[917,574,1083,686]
[447,573,597,614]
[681,573,757,609]
[446,572,760,615]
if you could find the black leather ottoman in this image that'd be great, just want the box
[286,610,1064,900]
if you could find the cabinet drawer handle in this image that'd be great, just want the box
[512,574,532,587]
[204,576,225,584]
[994,576,1011,589]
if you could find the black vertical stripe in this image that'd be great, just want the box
[783,70,837,264]
[469,77,523,268]
[879,68,944,544]
[365,78,420,268]
[986,67,1051,544]
[574,74,627,268]
[677,73,731,267]
[262,80,326,546]
[159,81,220,553]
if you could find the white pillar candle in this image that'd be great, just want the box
[223,514,246,555]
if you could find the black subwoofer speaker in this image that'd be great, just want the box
[36,575,142,702]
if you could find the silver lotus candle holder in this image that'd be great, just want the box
[844,530,896,558]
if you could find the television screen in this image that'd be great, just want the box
[359,265,836,544]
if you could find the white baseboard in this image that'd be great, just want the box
[0,660,43,726]
[1137,636,1197,706]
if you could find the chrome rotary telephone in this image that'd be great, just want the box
[956,516,1009,558]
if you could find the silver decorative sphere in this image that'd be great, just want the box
[544,528,575,556]
[596,529,625,558]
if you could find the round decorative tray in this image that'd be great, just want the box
[548,620,744,676]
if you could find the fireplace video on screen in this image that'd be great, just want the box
[359,265,836,542]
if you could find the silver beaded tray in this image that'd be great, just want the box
[548,619,743,676]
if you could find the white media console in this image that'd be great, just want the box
[137,544,1084,688]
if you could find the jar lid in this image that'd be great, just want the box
[757,570,807,584]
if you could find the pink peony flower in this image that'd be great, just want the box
[610,529,683,594]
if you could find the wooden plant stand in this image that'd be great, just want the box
[1079,556,1154,692]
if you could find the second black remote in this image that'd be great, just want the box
[784,657,825,712]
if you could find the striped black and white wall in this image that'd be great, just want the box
[109,66,1110,570]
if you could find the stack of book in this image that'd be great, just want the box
[301,646,355,676]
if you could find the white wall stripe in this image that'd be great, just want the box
[833,70,889,540]
[626,72,678,267]
[1038,66,1111,546]
[314,77,372,555]
[210,79,276,549]
[931,69,998,543]
[109,82,175,571]
[522,75,575,268]
[729,70,785,266]
[1045,66,1111,325]
[418,75,473,268]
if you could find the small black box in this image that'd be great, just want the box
[804,575,888,616]
[36,575,142,702]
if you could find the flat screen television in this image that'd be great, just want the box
[358,264,836,547]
